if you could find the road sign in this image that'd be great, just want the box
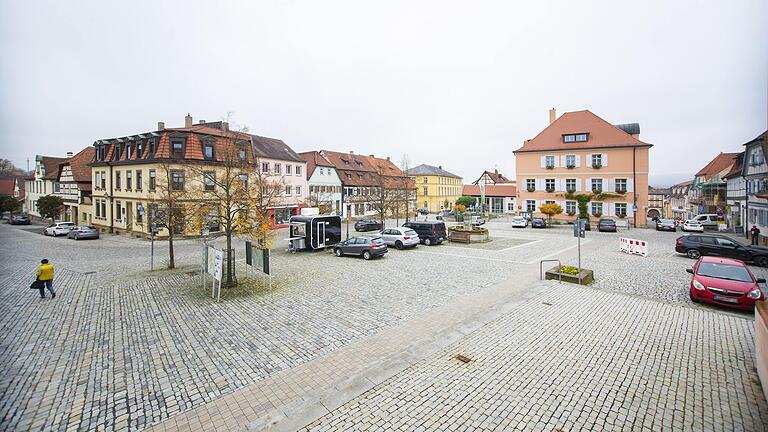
[573,219,586,238]
[137,205,145,216]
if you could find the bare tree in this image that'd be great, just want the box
[151,161,190,269]
[306,185,337,214]
[399,154,413,222]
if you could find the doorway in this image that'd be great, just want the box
[317,222,326,248]
[126,202,133,231]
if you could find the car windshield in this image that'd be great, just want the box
[659,219,674,224]
[697,262,753,282]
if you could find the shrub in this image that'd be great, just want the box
[456,196,476,208]
[539,203,563,225]
[560,265,580,275]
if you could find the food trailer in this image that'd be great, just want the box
[287,214,342,252]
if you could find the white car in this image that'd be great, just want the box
[44,221,76,236]
[379,227,420,249]
[511,216,528,228]
[471,216,486,226]
[681,220,704,232]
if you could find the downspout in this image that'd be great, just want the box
[109,164,114,234]
[633,147,637,228]
[743,173,749,239]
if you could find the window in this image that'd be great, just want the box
[171,139,185,158]
[238,174,248,189]
[286,164,292,175]
[136,170,142,190]
[295,186,301,196]
[274,163,281,175]
[137,141,144,159]
[591,154,603,168]
[285,185,292,196]
[575,134,588,142]
[115,201,122,221]
[203,142,214,160]
[149,170,156,191]
[171,170,185,191]
[423,187,428,196]
[149,139,157,155]
[615,203,627,216]
[545,179,555,192]
[566,201,577,214]
[126,171,132,190]
[564,135,575,143]
[507,202,515,211]
[262,162,270,173]
[115,171,122,189]
[545,200,555,205]
[545,156,555,168]
[424,177,429,184]
[95,199,101,217]
[204,172,216,191]
[566,178,576,192]
[565,155,576,168]
[100,200,106,218]
[591,178,603,193]
[563,133,588,142]
[53,182,60,193]
[591,202,603,215]
[238,149,246,161]
[136,204,144,225]
[295,165,301,176]
[615,178,627,193]
[526,200,536,213]
[526,179,535,191]
[126,145,133,159]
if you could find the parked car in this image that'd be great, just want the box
[380,227,419,249]
[333,235,388,260]
[511,216,528,228]
[438,210,453,218]
[655,219,676,232]
[597,218,617,232]
[682,220,705,233]
[675,234,768,267]
[9,215,31,225]
[417,208,429,215]
[354,219,382,232]
[471,215,485,226]
[67,226,100,240]
[44,222,75,236]
[402,220,446,246]
[691,213,719,229]
[531,217,547,228]
[687,256,765,310]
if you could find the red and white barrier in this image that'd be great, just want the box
[620,237,648,257]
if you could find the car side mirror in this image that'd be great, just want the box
[686,268,694,274]
[758,278,766,284]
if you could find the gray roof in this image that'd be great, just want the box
[250,134,304,162]
[614,123,640,135]
[406,164,461,178]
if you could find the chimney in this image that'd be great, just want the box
[494,169,498,175]
[386,157,390,161]
[369,154,375,158]
[349,151,354,155]
[222,122,229,131]
[549,108,556,125]
[198,119,206,124]
[438,165,442,169]
[66,151,73,158]
[185,113,193,128]
[157,121,165,131]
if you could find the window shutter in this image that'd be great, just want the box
[553,155,559,168]
[586,177,592,191]
[556,178,563,191]
[540,156,546,168]
[604,202,611,216]
[602,153,609,167]
[575,155,581,167]
[576,178,582,192]
[536,178,544,190]
[605,178,614,192]
[627,179,634,192]
[560,155,567,167]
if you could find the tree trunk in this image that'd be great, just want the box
[168,231,175,269]
[225,230,233,287]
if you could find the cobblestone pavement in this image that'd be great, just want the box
[302,283,768,431]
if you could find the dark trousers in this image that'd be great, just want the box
[752,235,759,245]
[38,280,54,298]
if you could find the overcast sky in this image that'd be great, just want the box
[1,1,766,186]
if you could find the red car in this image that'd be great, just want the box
[687,256,765,310]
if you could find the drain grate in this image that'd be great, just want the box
[454,354,473,364]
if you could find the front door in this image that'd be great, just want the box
[317,222,326,248]
[126,202,133,231]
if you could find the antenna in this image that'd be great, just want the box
[26,157,29,172]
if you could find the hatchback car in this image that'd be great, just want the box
[44,222,75,236]
[597,218,617,232]
[402,221,446,245]
[675,234,768,267]
[380,227,419,249]
[471,215,486,226]
[531,217,547,228]
[334,236,388,260]
[67,226,100,240]
[687,256,765,310]
[655,219,676,231]
[511,216,528,228]
[354,219,382,232]
[682,220,704,232]
[9,215,31,225]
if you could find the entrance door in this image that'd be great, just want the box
[317,222,326,248]
[126,202,133,231]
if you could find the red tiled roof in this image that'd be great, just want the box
[42,156,67,180]
[695,152,739,177]
[513,110,651,153]
[299,151,334,178]
[316,150,413,188]
[722,152,744,180]
[474,170,512,185]
[61,147,95,183]
[462,184,517,197]
[0,178,14,195]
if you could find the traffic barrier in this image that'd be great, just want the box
[620,237,648,257]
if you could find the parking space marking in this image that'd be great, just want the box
[497,239,543,252]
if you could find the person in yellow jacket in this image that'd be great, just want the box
[35,259,56,299]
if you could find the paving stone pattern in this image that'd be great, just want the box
[302,284,768,431]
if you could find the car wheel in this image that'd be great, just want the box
[755,256,768,268]
[424,238,432,246]
[334,248,343,257]
[395,241,404,250]
[686,249,701,259]
[362,250,372,260]
[75,234,80,241]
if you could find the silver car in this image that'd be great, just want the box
[67,225,100,240]
[44,221,75,236]
[379,227,420,249]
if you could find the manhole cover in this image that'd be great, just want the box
[454,354,472,364]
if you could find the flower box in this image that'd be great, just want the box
[592,162,602,169]
[545,266,594,285]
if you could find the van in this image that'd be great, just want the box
[692,214,719,228]
[402,220,446,245]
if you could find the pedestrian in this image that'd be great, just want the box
[750,225,761,246]
[35,259,56,299]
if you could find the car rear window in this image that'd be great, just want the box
[371,238,384,245]
[404,229,418,236]
[697,262,753,282]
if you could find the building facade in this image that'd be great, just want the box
[300,150,343,215]
[690,152,739,217]
[250,134,309,225]
[473,169,514,187]
[54,147,94,225]
[513,109,651,225]
[406,164,462,212]
[461,184,517,214]
[24,155,67,218]
[647,187,670,220]
[724,152,747,232]
[743,131,767,245]
[668,180,693,221]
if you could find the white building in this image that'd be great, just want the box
[251,134,309,225]
[24,154,68,218]
[743,131,767,244]
[300,151,342,215]
[668,180,693,221]
[461,184,517,214]
[724,153,746,232]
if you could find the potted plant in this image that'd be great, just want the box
[593,212,602,218]
[545,186,555,193]
[545,165,555,170]
[615,188,627,194]
[617,213,626,219]
[566,164,576,169]
[566,211,576,216]
[527,187,536,192]
[591,188,602,194]
[592,161,602,169]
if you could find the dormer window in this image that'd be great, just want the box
[563,133,588,143]
[171,139,185,158]
[137,141,144,158]
[203,143,214,160]
[238,149,246,161]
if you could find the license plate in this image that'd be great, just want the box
[713,295,739,304]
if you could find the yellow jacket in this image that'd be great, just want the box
[36,263,54,281]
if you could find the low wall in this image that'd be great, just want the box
[757,300,768,401]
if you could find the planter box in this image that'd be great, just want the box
[545,267,594,285]
[448,229,489,243]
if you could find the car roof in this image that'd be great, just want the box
[698,256,747,266]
